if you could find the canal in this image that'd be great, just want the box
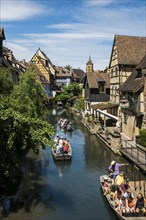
[4,109,133,220]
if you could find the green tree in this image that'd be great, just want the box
[10,68,48,119]
[0,68,14,95]
[56,83,81,105]
[0,68,55,193]
[64,64,72,71]
[74,97,84,112]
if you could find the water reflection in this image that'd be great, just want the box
[3,109,136,220]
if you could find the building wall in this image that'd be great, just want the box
[121,112,139,141]
[32,55,50,83]
[109,45,135,104]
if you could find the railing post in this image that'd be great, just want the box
[137,149,139,162]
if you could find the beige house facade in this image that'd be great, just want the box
[109,35,146,117]
[119,54,146,141]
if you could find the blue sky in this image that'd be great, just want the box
[1,0,146,71]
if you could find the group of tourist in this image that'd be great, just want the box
[54,134,70,155]
[58,118,73,131]
[102,160,146,216]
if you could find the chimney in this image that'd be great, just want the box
[0,27,6,65]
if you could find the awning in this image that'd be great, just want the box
[90,102,119,110]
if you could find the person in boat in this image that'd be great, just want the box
[54,134,59,144]
[108,161,128,180]
[115,172,125,188]
[116,196,127,214]
[110,185,116,201]
[56,143,60,155]
[103,176,110,195]
[114,186,123,207]
[126,193,136,214]
[121,177,130,193]
[135,193,146,215]
[58,137,64,153]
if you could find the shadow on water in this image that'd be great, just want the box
[0,148,73,220]
[2,109,145,220]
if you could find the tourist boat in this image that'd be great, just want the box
[52,144,72,161]
[100,175,145,220]
[58,119,73,131]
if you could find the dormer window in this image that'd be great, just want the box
[99,82,105,93]
[137,69,142,78]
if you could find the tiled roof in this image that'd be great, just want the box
[72,68,85,79]
[136,54,146,70]
[86,71,110,89]
[119,55,146,93]
[2,47,26,72]
[119,71,143,93]
[110,35,146,66]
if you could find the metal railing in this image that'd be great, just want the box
[124,164,146,197]
[121,139,146,170]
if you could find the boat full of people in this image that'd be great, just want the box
[100,161,146,220]
[52,134,72,160]
[58,118,73,131]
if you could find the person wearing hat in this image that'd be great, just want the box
[103,176,110,195]
[108,161,128,180]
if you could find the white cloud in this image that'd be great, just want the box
[2,0,145,71]
[1,0,51,21]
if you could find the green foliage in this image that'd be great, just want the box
[0,68,55,191]
[139,129,146,147]
[64,64,72,71]
[56,83,82,104]
[74,97,84,112]
[0,67,14,95]
[10,68,49,119]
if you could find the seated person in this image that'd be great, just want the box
[121,177,130,193]
[126,194,136,213]
[135,193,146,215]
[103,176,110,195]
[110,185,116,201]
[115,172,124,187]
[63,145,69,154]
[123,190,134,200]
[116,196,127,214]
[114,187,123,207]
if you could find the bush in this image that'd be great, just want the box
[139,129,146,147]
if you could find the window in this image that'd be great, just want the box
[115,67,118,76]
[111,69,113,77]
[124,113,128,124]
[99,83,105,93]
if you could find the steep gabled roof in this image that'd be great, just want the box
[136,54,146,70]
[119,55,146,93]
[72,68,85,80]
[84,71,110,89]
[109,35,146,67]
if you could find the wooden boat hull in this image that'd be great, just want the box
[100,175,145,220]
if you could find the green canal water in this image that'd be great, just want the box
[3,109,137,220]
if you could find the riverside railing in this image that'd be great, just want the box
[121,139,146,171]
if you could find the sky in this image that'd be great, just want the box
[0,0,146,71]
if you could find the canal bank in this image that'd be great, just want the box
[80,111,121,155]
[1,109,132,220]
[80,110,146,172]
